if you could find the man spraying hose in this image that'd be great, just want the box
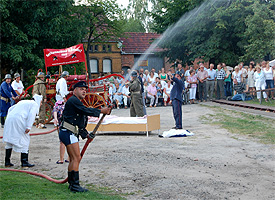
[59,81,111,192]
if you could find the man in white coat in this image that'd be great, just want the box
[56,71,70,102]
[3,94,42,168]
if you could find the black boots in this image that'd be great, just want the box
[68,171,88,193]
[1,116,5,128]
[21,153,35,168]
[5,149,14,167]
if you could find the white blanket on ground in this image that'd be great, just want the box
[88,115,147,125]
[160,129,194,138]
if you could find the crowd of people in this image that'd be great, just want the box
[96,60,275,109]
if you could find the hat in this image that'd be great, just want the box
[131,71,137,77]
[14,73,20,79]
[73,81,88,89]
[176,71,182,77]
[3,74,12,80]
[37,72,45,78]
[61,71,69,78]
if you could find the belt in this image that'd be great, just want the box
[0,96,10,103]
[207,80,215,81]
[62,121,79,136]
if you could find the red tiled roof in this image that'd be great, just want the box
[120,32,161,54]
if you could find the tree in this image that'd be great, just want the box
[73,0,124,77]
[1,0,84,78]
[150,0,275,65]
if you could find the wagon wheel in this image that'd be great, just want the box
[45,101,54,124]
[82,93,107,109]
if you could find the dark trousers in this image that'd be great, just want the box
[224,81,232,97]
[198,81,207,101]
[172,99,182,129]
[216,79,225,99]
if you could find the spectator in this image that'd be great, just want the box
[206,63,216,101]
[216,64,225,100]
[108,83,114,103]
[147,82,158,107]
[263,62,274,100]
[139,68,144,76]
[32,72,47,129]
[143,81,148,104]
[144,70,149,82]
[156,83,163,106]
[247,63,255,95]
[122,84,130,108]
[187,69,198,104]
[159,68,168,82]
[261,60,267,69]
[254,65,268,102]
[163,80,173,106]
[53,100,68,164]
[228,79,251,101]
[184,65,194,80]
[148,71,155,84]
[0,74,18,128]
[232,66,242,84]
[239,62,248,85]
[151,68,159,79]
[113,83,123,109]
[176,63,185,79]
[197,65,208,102]
[224,66,232,97]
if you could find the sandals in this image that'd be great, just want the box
[56,160,64,164]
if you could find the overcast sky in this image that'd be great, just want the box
[116,0,129,8]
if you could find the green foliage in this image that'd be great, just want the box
[120,17,146,32]
[1,0,84,76]
[151,0,275,65]
[0,171,124,199]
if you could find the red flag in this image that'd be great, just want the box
[43,44,86,67]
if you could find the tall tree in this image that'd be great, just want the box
[151,0,275,65]
[73,0,123,77]
[1,0,83,76]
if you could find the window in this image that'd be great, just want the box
[103,59,112,73]
[94,45,98,52]
[89,59,98,73]
[107,45,111,52]
[102,45,106,52]
[89,45,93,52]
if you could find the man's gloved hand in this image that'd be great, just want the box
[88,132,95,139]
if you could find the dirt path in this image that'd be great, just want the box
[1,104,274,199]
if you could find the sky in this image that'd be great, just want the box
[116,0,129,8]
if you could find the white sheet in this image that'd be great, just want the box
[160,129,194,138]
[88,114,147,125]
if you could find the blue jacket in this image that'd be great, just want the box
[170,76,185,102]
[0,81,17,98]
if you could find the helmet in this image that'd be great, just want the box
[4,74,12,80]
[14,72,20,79]
[37,72,45,78]
[131,71,137,77]
[61,71,69,78]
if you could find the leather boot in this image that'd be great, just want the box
[5,148,14,167]
[68,171,72,189]
[68,170,88,193]
[21,153,35,168]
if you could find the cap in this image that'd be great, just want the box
[176,71,182,77]
[3,74,12,80]
[37,72,45,78]
[14,73,20,79]
[61,71,69,78]
[131,71,137,77]
[73,81,88,89]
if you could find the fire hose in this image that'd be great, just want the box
[0,114,107,184]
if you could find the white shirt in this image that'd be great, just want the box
[232,71,242,83]
[263,67,273,80]
[56,77,69,101]
[164,84,173,94]
[11,80,24,94]
[122,86,130,96]
[254,71,266,87]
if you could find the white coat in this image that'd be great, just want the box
[56,77,69,101]
[3,95,42,153]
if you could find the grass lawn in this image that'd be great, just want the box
[200,106,275,144]
[245,98,275,107]
[0,171,125,200]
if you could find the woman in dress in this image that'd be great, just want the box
[247,63,255,95]
[148,71,155,84]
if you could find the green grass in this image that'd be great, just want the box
[245,98,275,107]
[200,107,275,144]
[0,171,125,200]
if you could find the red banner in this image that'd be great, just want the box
[43,44,86,67]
